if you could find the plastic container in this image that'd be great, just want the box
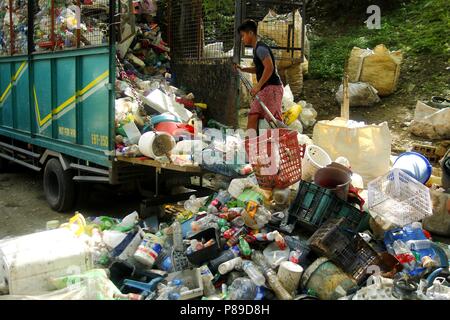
[186,228,221,266]
[308,218,380,284]
[151,114,182,126]
[0,228,93,295]
[208,246,241,273]
[122,121,142,145]
[218,257,243,275]
[227,277,258,300]
[314,166,352,201]
[138,131,176,159]
[301,145,332,182]
[263,242,290,269]
[301,257,358,300]
[172,221,184,252]
[164,268,204,300]
[133,237,163,268]
[277,261,303,295]
[245,129,304,189]
[368,169,433,227]
[393,152,432,185]
[242,261,266,286]
[288,180,369,232]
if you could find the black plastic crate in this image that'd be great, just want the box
[288,181,369,232]
[309,218,380,284]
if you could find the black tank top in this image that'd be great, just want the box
[253,41,282,88]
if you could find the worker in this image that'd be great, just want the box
[234,19,284,133]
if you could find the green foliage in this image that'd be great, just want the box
[203,0,235,48]
[309,0,450,79]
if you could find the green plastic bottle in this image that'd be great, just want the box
[239,237,252,257]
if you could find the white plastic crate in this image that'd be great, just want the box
[368,168,432,227]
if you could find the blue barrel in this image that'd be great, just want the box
[393,152,432,184]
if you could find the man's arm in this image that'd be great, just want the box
[235,64,256,74]
[251,56,274,96]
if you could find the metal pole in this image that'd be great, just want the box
[300,0,305,63]
[51,0,55,51]
[9,0,14,55]
[27,0,34,55]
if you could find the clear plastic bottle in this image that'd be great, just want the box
[227,277,258,300]
[242,261,266,287]
[191,215,220,233]
[172,221,184,252]
[251,251,293,300]
[218,257,243,275]
[207,190,232,214]
[226,227,246,247]
[156,279,184,300]
[393,240,417,271]
[184,195,208,214]
[209,246,241,273]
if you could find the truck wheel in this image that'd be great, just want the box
[43,158,76,212]
[0,157,8,173]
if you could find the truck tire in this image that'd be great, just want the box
[43,158,76,212]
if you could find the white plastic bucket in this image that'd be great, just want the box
[301,145,332,181]
[277,261,304,295]
[138,131,176,159]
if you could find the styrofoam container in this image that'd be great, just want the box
[0,228,93,295]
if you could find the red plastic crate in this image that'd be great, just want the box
[245,129,304,189]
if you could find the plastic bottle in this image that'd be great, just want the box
[289,250,301,264]
[207,190,232,214]
[156,279,184,300]
[227,277,258,300]
[242,261,266,287]
[191,215,220,233]
[251,251,293,300]
[231,216,245,228]
[393,240,417,271]
[407,240,432,251]
[218,257,243,275]
[209,246,241,273]
[172,221,184,252]
[239,237,252,257]
[226,227,246,247]
[184,195,208,214]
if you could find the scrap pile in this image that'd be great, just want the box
[1,143,449,300]
[0,0,28,55]
[33,0,110,52]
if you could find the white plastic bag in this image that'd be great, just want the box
[282,85,295,109]
[409,101,450,139]
[313,118,392,186]
[336,82,381,107]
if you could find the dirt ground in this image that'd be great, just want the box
[0,163,142,239]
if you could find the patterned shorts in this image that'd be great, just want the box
[249,85,284,122]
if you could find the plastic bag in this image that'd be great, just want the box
[313,117,392,186]
[336,82,381,107]
[409,101,450,140]
[299,101,317,128]
[282,85,295,109]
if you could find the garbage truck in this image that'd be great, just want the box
[0,1,209,212]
